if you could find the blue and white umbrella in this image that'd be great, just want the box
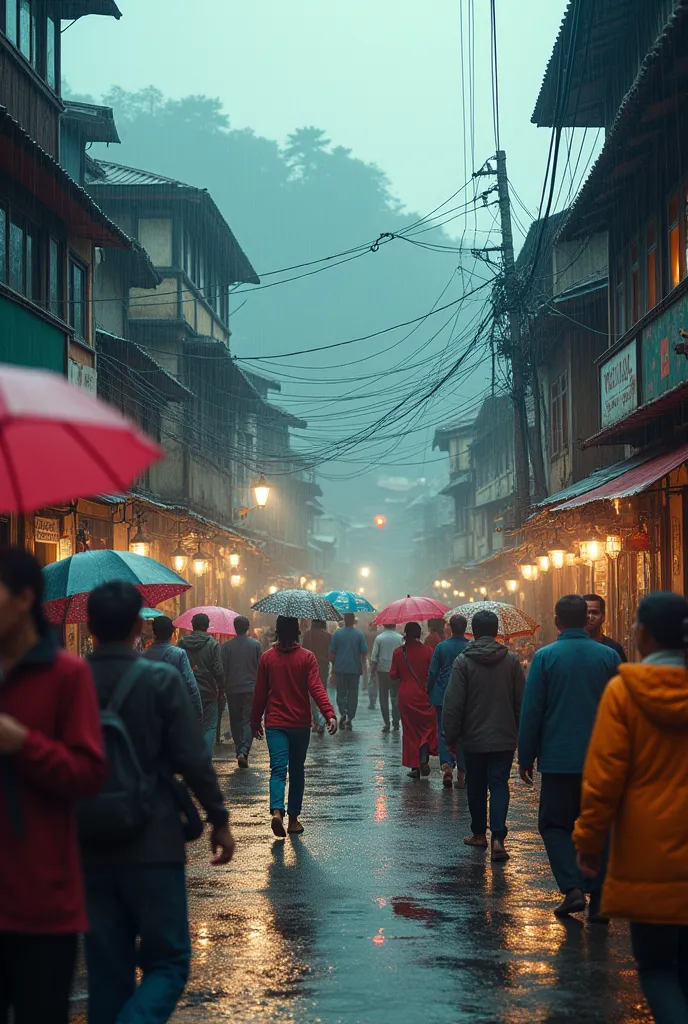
[324,590,377,614]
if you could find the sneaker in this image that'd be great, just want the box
[237,754,249,769]
[441,763,453,788]
[554,888,586,918]
[586,891,609,925]
[381,724,391,733]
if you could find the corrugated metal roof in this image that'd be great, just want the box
[87,161,192,189]
[59,0,121,19]
[557,443,688,509]
[528,450,658,513]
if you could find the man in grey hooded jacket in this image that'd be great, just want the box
[443,609,525,862]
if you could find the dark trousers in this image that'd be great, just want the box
[336,673,360,721]
[631,923,688,1024]
[464,750,514,841]
[84,863,191,1024]
[226,691,254,757]
[0,933,77,1024]
[538,772,604,894]
[378,671,400,728]
[265,727,311,815]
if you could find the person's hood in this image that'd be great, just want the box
[462,636,509,665]
[179,631,216,650]
[274,642,301,654]
[620,663,688,727]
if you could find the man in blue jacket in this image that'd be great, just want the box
[518,594,620,920]
[427,614,469,788]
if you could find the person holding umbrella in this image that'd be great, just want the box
[251,616,337,837]
[389,622,437,779]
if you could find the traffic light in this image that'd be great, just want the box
[374,515,386,529]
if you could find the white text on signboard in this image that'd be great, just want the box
[601,339,638,427]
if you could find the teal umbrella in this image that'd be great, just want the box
[324,590,377,614]
[43,550,190,625]
[140,607,165,620]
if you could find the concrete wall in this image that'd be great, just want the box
[93,251,125,338]
[138,219,173,267]
[130,277,178,319]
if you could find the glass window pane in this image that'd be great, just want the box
[19,0,31,58]
[670,225,680,289]
[25,227,34,300]
[49,237,60,316]
[648,249,657,309]
[9,217,23,293]
[46,16,57,89]
[0,208,6,283]
[6,0,17,45]
[70,259,86,338]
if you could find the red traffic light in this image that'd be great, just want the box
[374,515,387,529]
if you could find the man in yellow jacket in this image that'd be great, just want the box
[574,591,688,1024]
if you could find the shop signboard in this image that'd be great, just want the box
[68,359,97,395]
[642,289,688,403]
[600,339,638,427]
[34,517,60,544]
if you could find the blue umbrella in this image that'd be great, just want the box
[43,549,190,624]
[324,590,377,614]
[140,607,165,620]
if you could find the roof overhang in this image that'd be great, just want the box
[96,331,193,403]
[556,443,688,510]
[57,1,122,19]
[0,107,131,249]
[63,102,121,144]
[582,380,688,449]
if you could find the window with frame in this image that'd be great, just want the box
[669,191,682,290]
[48,237,62,318]
[68,256,87,340]
[2,0,59,90]
[647,222,658,311]
[6,212,38,300]
[550,372,569,457]
[616,256,626,336]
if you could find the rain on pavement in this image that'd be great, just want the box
[73,707,649,1024]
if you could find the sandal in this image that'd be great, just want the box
[463,834,488,848]
[271,814,287,838]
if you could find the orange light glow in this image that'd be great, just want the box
[373,929,385,945]
[374,515,387,529]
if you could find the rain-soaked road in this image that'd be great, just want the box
[74,702,650,1024]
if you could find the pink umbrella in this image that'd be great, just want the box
[174,606,239,637]
[371,595,450,627]
[0,364,162,512]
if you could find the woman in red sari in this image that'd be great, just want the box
[390,622,438,778]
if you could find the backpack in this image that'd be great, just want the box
[78,661,156,844]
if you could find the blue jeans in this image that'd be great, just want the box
[201,696,218,757]
[435,706,466,772]
[266,727,311,816]
[464,750,514,841]
[631,923,688,1024]
[336,673,360,721]
[84,863,191,1024]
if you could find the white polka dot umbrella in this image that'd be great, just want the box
[446,601,540,641]
[252,589,343,621]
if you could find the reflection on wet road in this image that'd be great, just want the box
[78,705,651,1023]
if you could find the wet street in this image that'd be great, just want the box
[74,703,649,1024]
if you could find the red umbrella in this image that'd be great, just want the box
[174,606,239,637]
[371,595,450,627]
[0,365,162,512]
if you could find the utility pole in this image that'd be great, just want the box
[494,150,530,528]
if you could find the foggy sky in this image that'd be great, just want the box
[64,0,568,233]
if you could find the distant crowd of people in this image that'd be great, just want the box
[1,545,687,1024]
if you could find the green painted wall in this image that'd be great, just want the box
[0,294,67,373]
[642,290,688,403]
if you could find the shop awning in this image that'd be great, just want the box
[527,449,661,517]
[582,381,688,448]
[556,443,688,510]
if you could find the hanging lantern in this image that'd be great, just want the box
[565,552,577,567]
[228,550,240,569]
[605,533,622,559]
[170,542,188,574]
[580,538,603,562]
[192,546,210,577]
[535,548,550,573]
[129,523,151,559]
[547,533,568,570]
[268,585,278,595]
[253,474,270,509]
[479,586,488,596]
[505,579,518,594]
[230,573,243,587]
[519,556,538,582]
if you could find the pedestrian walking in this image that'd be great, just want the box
[329,612,367,730]
[518,594,620,919]
[583,593,628,661]
[427,613,469,788]
[251,616,337,837]
[302,619,331,734]
[574,592,688,1023]
[370,623,404,732]
[83,582,234,1024]
[390,622,437,779]
[443,610,525,860]
[425,618,446,650]
[221,616,262,768]
[364,623,380,709]
[177,612,224,756]
[0,548,106,1024]
[144,615,202,719]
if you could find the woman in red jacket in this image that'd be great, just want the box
[390,621,438,778]
[0,548,106,1024]
[251,616,337,837]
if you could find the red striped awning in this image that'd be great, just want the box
[557,443,688,510]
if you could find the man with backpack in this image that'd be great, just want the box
[144,614,202,720]
[177,612,224,755]
[83,582,235,1024]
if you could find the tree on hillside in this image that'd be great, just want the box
[284,126,331,180]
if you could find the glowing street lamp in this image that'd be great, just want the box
[253,474,270,509]
[360,566,371,579]
[547,534,568,570]
[228,550,240,569]
[605,533,622,559]
[505,579,519,594]
[535,548,551,573]
[192,546,210,577]
[129,523,151,559]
